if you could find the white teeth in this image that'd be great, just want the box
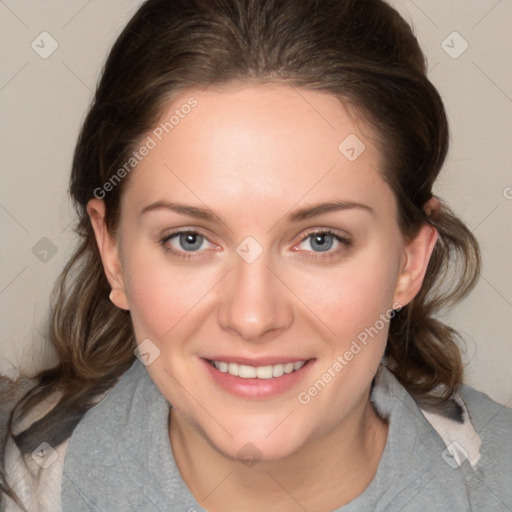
[238,364,257,378]
[212,360,307,379]
[228,362,239,376]
[284,362,295,374]
[272,364,285,377]
[256,366,273,379]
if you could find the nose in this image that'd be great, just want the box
[216,249,294,343]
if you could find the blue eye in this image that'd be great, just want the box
[297,230,352,260]
[306,232,335,252]
[160,230,211,259]
[159,229,352,261]
[175,232,205,251]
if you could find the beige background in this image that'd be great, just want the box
[1,0,511,406]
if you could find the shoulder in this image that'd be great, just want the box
[2,386,68,512]
[3,432,70,512]
[458,384,512,435]
[375,366,511,508]
[459,385,512,508]
[417,379,512,468]
[2,380,113,512]
[420,382,512,509]
[457,384,512,468]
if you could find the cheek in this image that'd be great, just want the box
[121,229,401,352]
[288,248,400,346]
[121,245,217,341]
[291,252,400,422]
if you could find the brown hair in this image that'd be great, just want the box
[1,0,480,506]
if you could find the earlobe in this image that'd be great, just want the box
[392,223,438,307]
[86,198,130,311]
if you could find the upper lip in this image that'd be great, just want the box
[203,356,313,366]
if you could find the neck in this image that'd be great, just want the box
[169,393,388,512]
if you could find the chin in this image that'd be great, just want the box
[203,416,313,464]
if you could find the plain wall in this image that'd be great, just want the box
[1,0,511,406]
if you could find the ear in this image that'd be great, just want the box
[86,198,129,310]
[392,222,438,308]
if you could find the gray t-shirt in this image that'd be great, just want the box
[61,360,512,511]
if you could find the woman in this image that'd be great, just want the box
[2,0,511,510]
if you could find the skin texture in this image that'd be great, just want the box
[88,83,438,511]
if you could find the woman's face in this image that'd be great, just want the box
[90,83,434,461]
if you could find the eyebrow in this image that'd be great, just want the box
[140,201,224,223]
[287,200,374,222]
[140,200,374,223]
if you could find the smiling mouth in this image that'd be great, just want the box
[206,359,310,379]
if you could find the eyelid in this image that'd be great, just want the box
[157,228,217,259]
[159,226,353,260]
[160,227,212,241]
[294,227,352,244]
[291,228,353,260]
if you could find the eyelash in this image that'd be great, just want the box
[158,229,352,261]
[294,229,352,261]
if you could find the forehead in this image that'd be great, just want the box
[121,83,391,220]
[157,82,378,164]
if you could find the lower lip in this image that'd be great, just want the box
[201,358,315,399]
